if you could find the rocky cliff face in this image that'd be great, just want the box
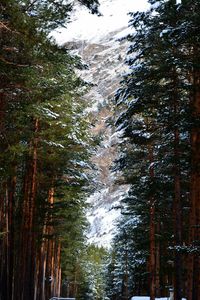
[65,25,130,247]
[73,27,130,247]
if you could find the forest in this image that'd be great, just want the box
[0,1,200,300]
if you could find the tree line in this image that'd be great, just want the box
[106,1,200,300]
[2,0,200,300]
[0,0,100,299]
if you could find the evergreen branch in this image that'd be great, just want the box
[24,0,38,12]
[0,21,12,32]
[0,56,30,67]
[0,22,21,36]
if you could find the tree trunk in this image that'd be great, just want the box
[16,118,39,300]
[173,127,182,300]
[56,241,62,297]
[46,187,55,300]
[0,183,8,300]
[149,145,156,300]
[155,222,160,298]
[187,68,200,300]
[173,72,182,300]
[122,249,129,300]
[7,171,16,300]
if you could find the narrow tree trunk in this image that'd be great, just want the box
[46,187,55,300]
[173,75,182,300]
[41,239,47,300]
[16,118,39,300]
[187,68,200,300]
[2,185,9,300]
[155,222,160,298]
[7,171,16,300]
[33,254,40,300]
[55,241,62,297]
[149,145,156,300]
[58,258,62,297]
[122,249,129,300]
[0,189,4,300]
[173,128,182,300]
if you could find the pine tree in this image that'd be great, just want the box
[0,0,99,299]
[111,1,200,299]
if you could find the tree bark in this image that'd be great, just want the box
[173,127,182,300]
[16,118,39,300]
[172,70,182,300]
[7,171,16,300]
[187,67,200,300]
[149,145,156,300]
[155,222,160,298]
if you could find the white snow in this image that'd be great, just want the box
[41,107,60,119]
[131,297,186,300]
[43,140,65,148]
[132,298,158,300]
[51,0,150,248]
[159,28,170,38]
[151,2,160,9]
[86,187,128,248]
[52,0,149,44]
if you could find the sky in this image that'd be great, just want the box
[53,0,149,44]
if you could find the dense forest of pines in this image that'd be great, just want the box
[0,0,101,299]
[1,0,200,300]
[107,1,200,300]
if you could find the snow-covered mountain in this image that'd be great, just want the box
[65,26,129,247]
[53,0,149,44]
[54,0,149,248]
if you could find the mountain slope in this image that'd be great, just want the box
[57,0,149,247]
[65,27,129,247]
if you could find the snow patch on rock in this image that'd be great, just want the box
[86,186,128,248]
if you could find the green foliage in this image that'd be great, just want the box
[82,244,109,300]
[108,0,200,298]
[0,0,100,299]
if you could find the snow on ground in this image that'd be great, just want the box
[52,0,149,44]
[131,297,187,300]
[131,296,186,300]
